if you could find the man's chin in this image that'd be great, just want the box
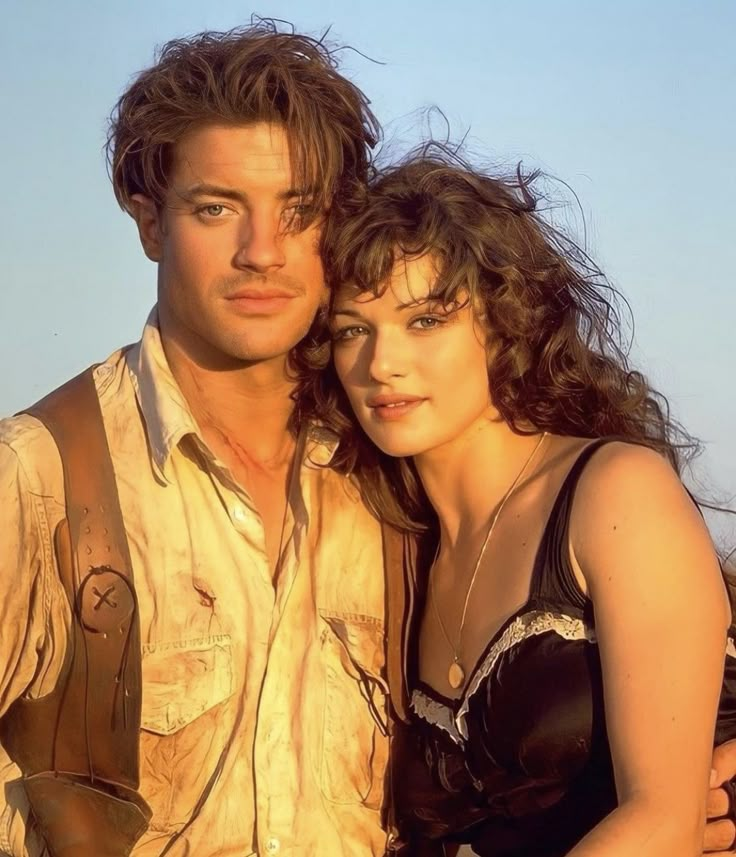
[219,336,302,367]
[166,333,294,372]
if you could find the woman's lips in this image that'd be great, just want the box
[367,395,425,421]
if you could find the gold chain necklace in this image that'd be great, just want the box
[429,431,549,690]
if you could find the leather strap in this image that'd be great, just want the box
[382,523,415,724]
[1,366,151,854]
[31,368,136,607]
[382,523,441,854]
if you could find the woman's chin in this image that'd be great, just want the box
[356,415,434,458]
[366,434,427,459]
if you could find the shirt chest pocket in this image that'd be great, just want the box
[318,612,389,809]
[139,635,234,833]
[141,635,233,734]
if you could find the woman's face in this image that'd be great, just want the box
[330,254,494,459]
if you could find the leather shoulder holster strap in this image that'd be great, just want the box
[383,522,435,851]
[382,521,436,725]
[0,367,151,856]
[382,523,416,725]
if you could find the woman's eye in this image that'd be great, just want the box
[333,325,368,341]
[411,316,444,330]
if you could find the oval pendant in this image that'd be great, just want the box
[448,661,465,690]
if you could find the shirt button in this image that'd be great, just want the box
[231,505,246,523]
[265,837,280,853]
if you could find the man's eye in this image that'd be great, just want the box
[282,202,319,231]
[196,204,226,218]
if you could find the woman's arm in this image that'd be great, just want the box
[565,442,730,857]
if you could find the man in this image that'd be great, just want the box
[0,20,734,857]
[0,23,386,856]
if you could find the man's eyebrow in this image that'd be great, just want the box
[277,186,318,201]
[175,183,246,203]
[173,183,318,204]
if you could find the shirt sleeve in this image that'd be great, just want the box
[0,421,70,717]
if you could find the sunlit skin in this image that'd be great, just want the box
[332,252,729,856]
[129,123,328,570]
[131,122,327,373]
[331,251,559,681]
[331,254,497,463]
[331,251,562,687]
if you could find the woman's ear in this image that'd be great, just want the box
[128,194,164,262]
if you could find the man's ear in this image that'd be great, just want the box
[129,194,164,262]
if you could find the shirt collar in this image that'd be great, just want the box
[127,308,203,482]
[305,424,339,468]
[128,306,339,479]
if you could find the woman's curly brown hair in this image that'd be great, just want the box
[295,145,697,531]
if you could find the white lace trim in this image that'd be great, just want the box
[411,690,464,743]
[411,610,596,744]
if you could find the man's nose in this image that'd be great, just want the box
[234,211,285,272]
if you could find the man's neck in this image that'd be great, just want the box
[161,331,297,469]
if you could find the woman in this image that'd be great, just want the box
[312,151,734,856]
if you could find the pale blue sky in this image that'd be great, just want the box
[0,0,733,544]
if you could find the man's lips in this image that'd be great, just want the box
[224,287,298,314]
[226,287,297,300]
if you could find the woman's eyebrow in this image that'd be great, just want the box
[332,307,365,318]
[394,297,432,310]
[334,301,436,316]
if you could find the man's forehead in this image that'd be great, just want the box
[171,122,294,182]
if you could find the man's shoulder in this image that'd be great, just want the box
[0,412,61,497]
[0,345,136,493]
[0,411,48,444]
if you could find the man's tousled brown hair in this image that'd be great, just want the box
[308,145,696,531]
[106,20,380,220]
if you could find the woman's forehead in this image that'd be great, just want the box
[336,253,439,306]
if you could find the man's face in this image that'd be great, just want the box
[133,122,327,368]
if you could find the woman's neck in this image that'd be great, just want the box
[414,414,547,550]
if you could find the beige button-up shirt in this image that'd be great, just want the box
[0,313,388,856]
